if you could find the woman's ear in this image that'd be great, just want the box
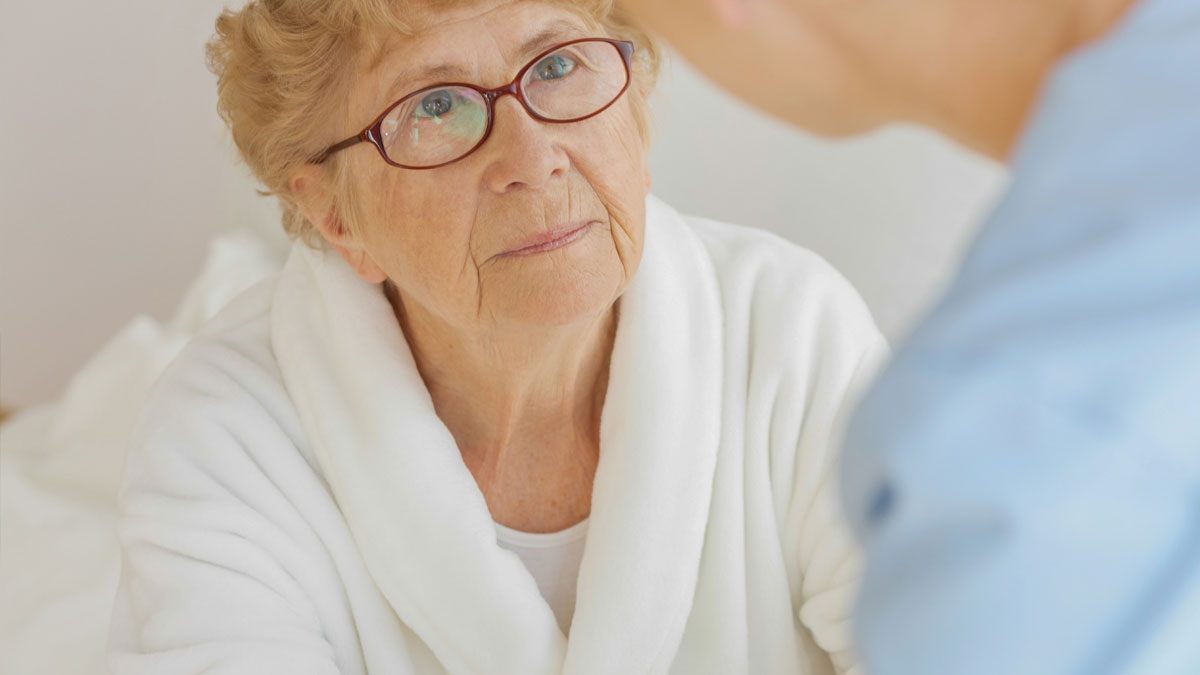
[288,164,388,284]
[289,164,345,243]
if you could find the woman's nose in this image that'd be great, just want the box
[480,95,570,194]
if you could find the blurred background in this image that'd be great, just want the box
[0,0,1007,411]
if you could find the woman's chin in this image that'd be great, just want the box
[485,244,627,326]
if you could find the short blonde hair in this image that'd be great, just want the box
[206,0,660,248]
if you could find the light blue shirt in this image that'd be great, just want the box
[841,0,1200,673]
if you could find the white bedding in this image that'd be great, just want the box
[0,231,286,675]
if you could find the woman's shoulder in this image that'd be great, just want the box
[123,276,308,487]
[147,277,282,411]
[674,208,884,370]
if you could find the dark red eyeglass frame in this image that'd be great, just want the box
[316,37,635,170]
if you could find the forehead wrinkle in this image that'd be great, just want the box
[379,15,591,104]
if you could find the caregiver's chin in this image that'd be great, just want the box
[619,0,1139,160]
[288,1,653,534]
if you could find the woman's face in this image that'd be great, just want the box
[332,1,650,330]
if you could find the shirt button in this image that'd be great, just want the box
[866,482,896,526]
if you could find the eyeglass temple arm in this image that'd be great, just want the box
[316,130,370,164]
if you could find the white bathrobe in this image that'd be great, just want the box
[108,196,888,675]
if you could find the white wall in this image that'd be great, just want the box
[0,1,1007,409]
[1,0,281,409]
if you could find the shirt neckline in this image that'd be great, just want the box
[494,517,590,549]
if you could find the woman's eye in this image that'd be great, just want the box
[417,90,455,118]
[533,54,575,81]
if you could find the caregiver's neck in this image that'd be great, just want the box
[388,282,615,533]
[882,0,1142,160]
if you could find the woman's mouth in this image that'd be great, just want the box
[498,221,593,257]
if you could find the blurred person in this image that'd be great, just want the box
[619,0,1200,673]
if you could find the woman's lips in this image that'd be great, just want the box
[498,221,593,257]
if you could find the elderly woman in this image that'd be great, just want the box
[108,1,888,674]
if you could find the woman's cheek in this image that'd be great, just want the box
[585,114,647,206]
[363,179,454,283]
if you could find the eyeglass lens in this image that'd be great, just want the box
[377,40,628,168]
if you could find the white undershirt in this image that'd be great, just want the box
[494,517,590,635]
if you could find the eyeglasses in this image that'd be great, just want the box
[317,38,635,170]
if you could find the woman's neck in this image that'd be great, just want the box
[385,281,616,528]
